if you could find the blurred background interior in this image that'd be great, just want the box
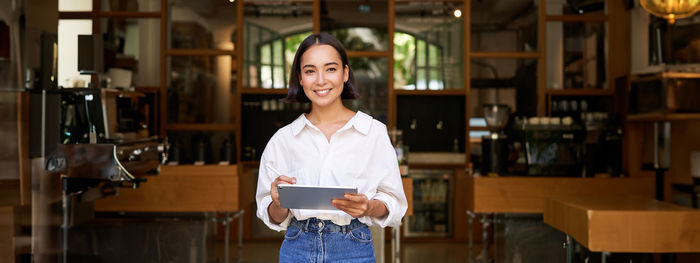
[2,0,700,262]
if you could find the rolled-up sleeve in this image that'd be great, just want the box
[255,136,292,232]
[367,129,408,228]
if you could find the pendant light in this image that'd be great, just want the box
[640,0,700,24]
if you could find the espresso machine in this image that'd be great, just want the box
[481,104,511,176]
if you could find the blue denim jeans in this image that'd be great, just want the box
[279,217,375,263]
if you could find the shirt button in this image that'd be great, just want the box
[318,222,323,227]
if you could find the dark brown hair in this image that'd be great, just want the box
[282,32,359,103]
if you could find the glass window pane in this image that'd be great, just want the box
[102,0,160,12]
[273,40,283,66]
[428,45,439,67]
[261,65,272,89]
[345,57,388,123]
[59,0,92,11]
[470,58,538,117]
[470,0,538,52]
[167,55,232,124]
[58,19,92,88]
[546,22,607,90]
[244,2,312,89]
[321,0,388,51]
[416,69,427,90]
[101,18,160,87]
[170,0,237,50]
[429,69,442,90]
[285,31,312,76]
[273,66,284,89]
[416,40,425,66]
[261,44,271,65]
[393,32,416,89]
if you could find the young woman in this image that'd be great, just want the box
[255,32,408,262]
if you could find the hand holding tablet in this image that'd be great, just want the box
[277,184,358,210]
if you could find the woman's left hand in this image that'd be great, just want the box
[332,193,369,218]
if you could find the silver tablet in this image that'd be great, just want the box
[277,184,358,210]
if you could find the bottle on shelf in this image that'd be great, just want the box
[390,128,409,176]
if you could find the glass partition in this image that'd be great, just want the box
[59,0,92,11]
[102,0,160,12]
[101,18,160,87]
[170,0,237,50]
[546,21,607,90]
[243,1,313,89]
[345,57,388,123]
[321,0,388,51]
[470,0,538,52]
[470,58,538,117]
[167,55,232,124]
[395,1,463,90]
[545,0,605,15]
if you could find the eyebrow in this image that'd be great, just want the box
[302,62,340,69]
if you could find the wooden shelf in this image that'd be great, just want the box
[240,161,260,166]
[241,87,289,95]
[546,14,608,23]
[470,51,539,59]
[394,89,466,96]
[99,11,161,18]
[102,88,146,98]
[165,123,236,131]
[165,49,236,57]
[135,86,160,93]
[546,89,614,96]
[630,72,700,83]
[468,126,489,131]
[626,113,700,122]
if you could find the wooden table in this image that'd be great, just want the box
[544,196,700,262]
[465,176,656,263]
[94,165,242,263]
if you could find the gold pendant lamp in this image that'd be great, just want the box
[640,0,700,24]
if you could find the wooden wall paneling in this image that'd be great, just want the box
[0,206,14,263]
[313,0,320,34]
[387,0,396,129]
[18,92,30,206]
[668,121,700,201]
[452,168,468,241]
[464,0,471,166]
[159,0,167,137]
[537,0,546,116]
[607,0,630,94]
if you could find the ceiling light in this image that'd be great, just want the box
[640,0,700,24]
[453,9,462,18]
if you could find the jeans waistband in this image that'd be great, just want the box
[290,217,366,233]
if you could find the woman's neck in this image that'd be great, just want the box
[307,101,353,124]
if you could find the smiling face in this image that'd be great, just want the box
[299,44,349,109]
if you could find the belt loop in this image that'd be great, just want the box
[304,218,310,231]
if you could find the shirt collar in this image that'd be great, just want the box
[290,111,372,136]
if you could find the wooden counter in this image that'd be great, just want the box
[544,196,700,253]
[94,165,238,212]
[466,176,655,213]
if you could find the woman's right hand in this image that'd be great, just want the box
[268,175,296,224]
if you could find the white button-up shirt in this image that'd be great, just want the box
[256,111,408,231]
